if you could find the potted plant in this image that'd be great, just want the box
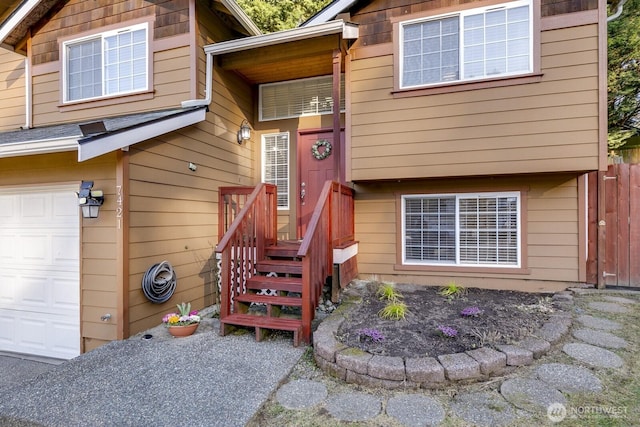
[162,302,201,337]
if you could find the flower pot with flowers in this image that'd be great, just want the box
[163,302,201,337]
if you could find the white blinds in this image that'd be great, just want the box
[260,75,345,121]
[262,133,290,209]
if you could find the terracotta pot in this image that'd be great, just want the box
[168,323,199,337]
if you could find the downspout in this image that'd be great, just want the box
[181,51,213,108]
[608,0,628,21]
[24,31,33,129]
[24,56,32,129]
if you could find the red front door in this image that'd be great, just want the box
[297,130,343,238]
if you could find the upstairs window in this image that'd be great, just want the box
[402,192,520,267]
[259,75,345,121]
[63,24,148,102]
[400,0,531,89]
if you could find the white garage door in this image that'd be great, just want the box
[0,185,80,359]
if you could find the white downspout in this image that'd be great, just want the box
[181,51,213,108]
[24,56,32,129]
[608,0,628,22]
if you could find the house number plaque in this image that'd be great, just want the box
[116,185,123,229]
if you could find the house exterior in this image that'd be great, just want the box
[0,0,261,359]
[300,0,606,292]
[0,0,607,356]
[209,0,607,344]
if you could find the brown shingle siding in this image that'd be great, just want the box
[541,0,598,16]
[31,0,190,65]
[350,0,600,47]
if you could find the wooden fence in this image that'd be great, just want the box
[588,163,640,288]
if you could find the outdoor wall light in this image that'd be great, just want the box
[77,180,104,219]
[237,119,251,144]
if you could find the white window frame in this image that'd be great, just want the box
[261,132,290,210]
[399,0,532,89]
[259,75,346,121]
[62,23,149,103]
[401,192,521,268]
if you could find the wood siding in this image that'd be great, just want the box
[354,174,580,292]
[347,0,598,47]
[27,0,193,127]
[541,0,598,16]
[0,151,118,352]
[31,41,192,127]
[0,50,26,131]
[349,23,600,181]
[126,66,256,334]
[30,0,189,65]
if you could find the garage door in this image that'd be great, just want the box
[0,185,80,359]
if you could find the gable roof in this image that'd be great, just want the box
[0,0,56,51]
[0,106,207,161]
[302,0,361,27]
[0,0,260,52]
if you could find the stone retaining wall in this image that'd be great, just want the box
[313,292,574,390]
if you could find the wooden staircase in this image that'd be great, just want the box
[216,181,355,346]
[220,241,305,346]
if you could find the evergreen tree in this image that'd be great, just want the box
[608,0,640,149]
[237,0,332,33]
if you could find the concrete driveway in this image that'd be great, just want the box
[0,317,304,427]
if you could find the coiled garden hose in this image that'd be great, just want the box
[141,261,176,303]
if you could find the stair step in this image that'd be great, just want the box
[256,259,302,275]
[246,276,302,293]
[220,313,303,346]
[235,293,302,307]
[266,243,300,258]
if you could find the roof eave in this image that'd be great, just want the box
[204,20,358,56]
[77,106,207,162]
[0,136,79,158]
[219,0,262,36]
[0,0,43,46]
[302,0,360,27]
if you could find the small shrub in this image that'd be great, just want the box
[470,327,503,346]
[376,282,402,302]
[515,296,554,314]
[378,301,408,320]
[439,281,467,299]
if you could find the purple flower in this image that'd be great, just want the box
[358,328,385,342]
[437,325,458,338]
[460,306,482,317]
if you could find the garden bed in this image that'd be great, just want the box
[313,282,573,389]
[337,283,555,358]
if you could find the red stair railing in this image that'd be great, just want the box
[215,184,277,321]
[298,181,355,343]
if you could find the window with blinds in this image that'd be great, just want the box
[262,133,290,209]
[402,192,520,267]
[259,75,345,121]
[63,23,148,102]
